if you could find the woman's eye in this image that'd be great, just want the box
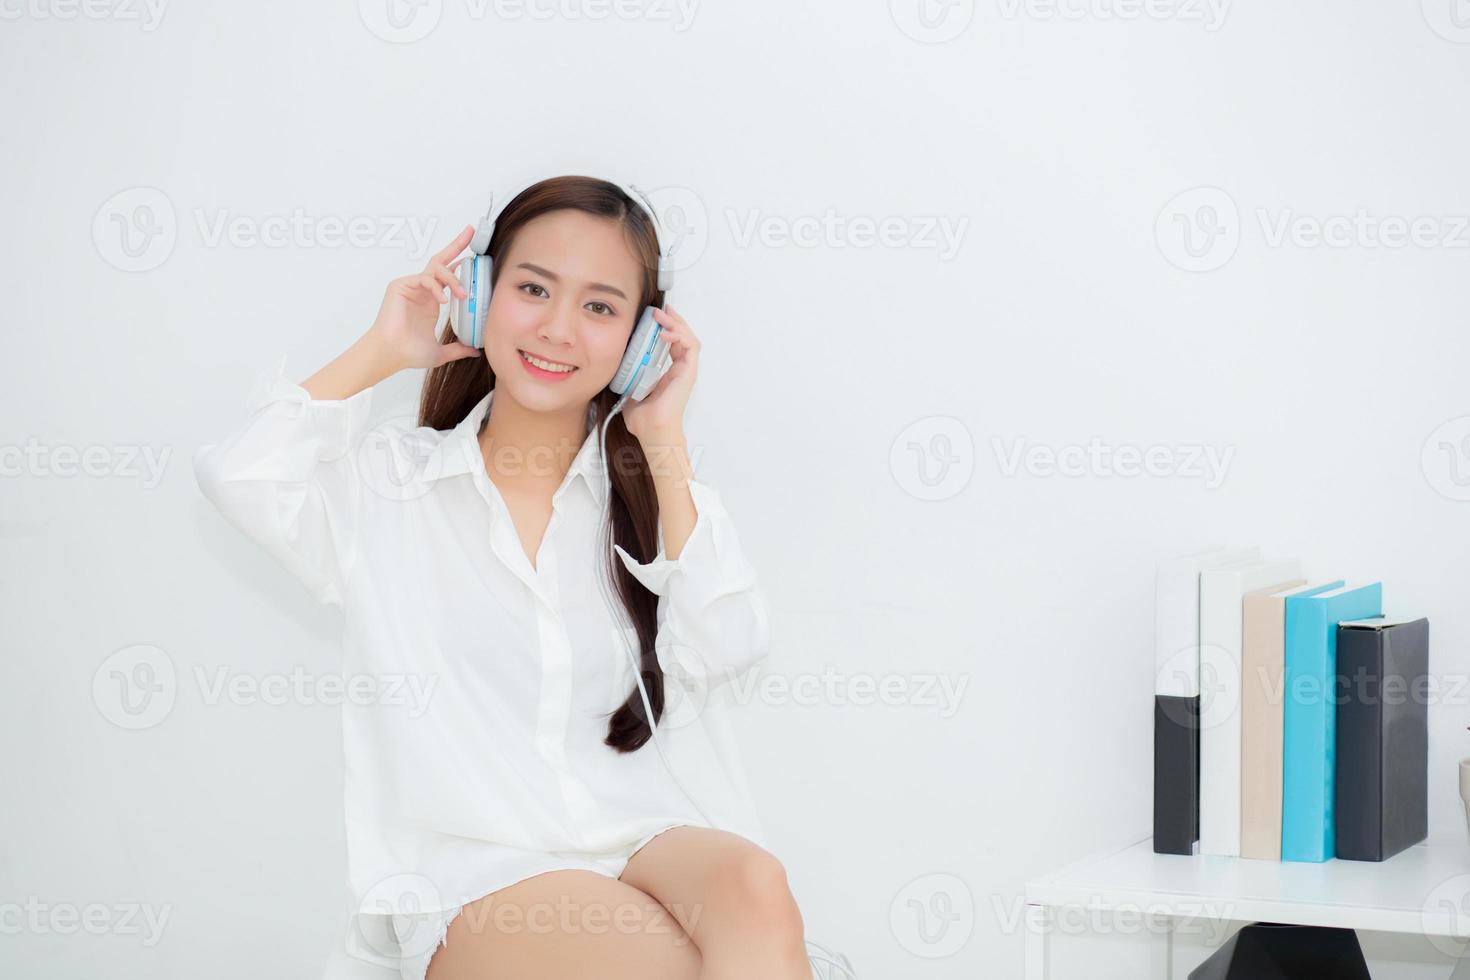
[518,283,548,298]
[586,301,615,316]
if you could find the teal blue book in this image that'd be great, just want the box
[1282,582,1384,862]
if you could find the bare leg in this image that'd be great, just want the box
[425,869,702,980]
[618,826,809,980]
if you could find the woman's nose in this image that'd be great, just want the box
[536,303,577,345]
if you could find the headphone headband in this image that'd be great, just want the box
[469,178,673,292]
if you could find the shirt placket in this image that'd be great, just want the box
[527,538,603,846]
[473,470,602,849]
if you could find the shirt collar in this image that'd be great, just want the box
[421,387,607,507]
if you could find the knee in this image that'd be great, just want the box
[715,850,805,951]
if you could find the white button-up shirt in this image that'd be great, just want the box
[193,357,772,966]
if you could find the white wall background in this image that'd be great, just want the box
[4,1,1470,977]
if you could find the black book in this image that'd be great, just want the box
[1154,695,1200,855]
[1333,617,1429,862]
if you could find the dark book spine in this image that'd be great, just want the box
[1154,694,1199,855]
[1334,619,1429,862]
[1381,620,1429,859]
[1334,627,1384,860]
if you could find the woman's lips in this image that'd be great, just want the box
[518,349,578,382]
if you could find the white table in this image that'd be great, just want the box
[1024,837,1470,979]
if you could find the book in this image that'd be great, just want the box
[1198,559,1304,856]
[1239,580,1343,861]
[1152,546,1261,855]
[1282,582,1384,862]
[1334,617,1429,862]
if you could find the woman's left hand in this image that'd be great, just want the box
[621,304,698,444]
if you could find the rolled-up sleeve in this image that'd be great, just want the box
[193,356,375,608]
[612,479,772,690]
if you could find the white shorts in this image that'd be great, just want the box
[392,823,692,980]
[393,904,463,980]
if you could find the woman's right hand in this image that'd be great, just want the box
[366,224,481,371]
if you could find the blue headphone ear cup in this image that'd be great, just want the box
[452,254,493,348]
[631,335,671,400]
[610,306,663,398]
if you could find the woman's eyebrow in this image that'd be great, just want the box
[515,262,628,300]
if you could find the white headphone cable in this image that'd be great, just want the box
[595,394,717,829]
[595,396,857,980]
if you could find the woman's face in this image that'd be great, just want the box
[483,208,645,415]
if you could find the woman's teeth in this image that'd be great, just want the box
[520,351,576,373]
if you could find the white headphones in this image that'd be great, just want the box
[451,179,674,401]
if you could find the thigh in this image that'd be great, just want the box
[425,869,701,980]
[616,826,800,945]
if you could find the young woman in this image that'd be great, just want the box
[194,176,809,979]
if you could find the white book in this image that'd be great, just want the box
[1197,558,1305,857]
[1154,546,1262,698]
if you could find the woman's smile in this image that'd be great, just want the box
[518,348,579,380]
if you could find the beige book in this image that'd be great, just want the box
[1239,579,1334,860]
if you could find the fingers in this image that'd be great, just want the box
[441,342,482,363]
[651,304,699,357]
[431,224,475,267]
[409,263,465,306]
[429,261,467,300]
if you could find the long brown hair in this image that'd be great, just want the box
[417,176,668,753]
